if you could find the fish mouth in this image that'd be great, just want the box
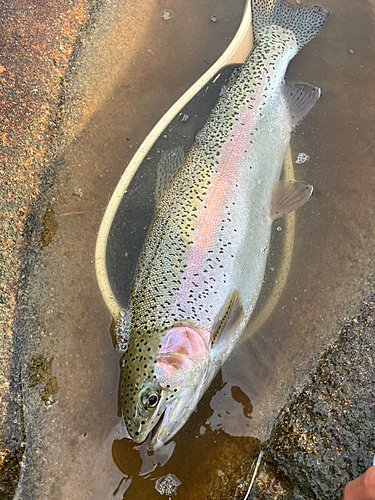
[148,388,201,451]
[147,409,166,450]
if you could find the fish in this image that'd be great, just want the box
[116,0,329,450]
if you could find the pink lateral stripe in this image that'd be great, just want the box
[170,76,267,314]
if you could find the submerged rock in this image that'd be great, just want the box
[238,296,375,500]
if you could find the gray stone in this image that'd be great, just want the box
[247,296,375,500]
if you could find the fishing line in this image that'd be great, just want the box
[243,450,264,500]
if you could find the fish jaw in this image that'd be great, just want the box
[148,385,202,451]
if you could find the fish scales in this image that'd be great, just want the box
[131,35,291,331]
[118,0,329,449]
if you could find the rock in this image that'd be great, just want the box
[243,296,375,500]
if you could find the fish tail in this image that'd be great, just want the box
[252,0,329,49]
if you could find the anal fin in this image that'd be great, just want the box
[270,181,313,220]
[283,82,321,127]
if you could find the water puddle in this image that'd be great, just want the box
[11,0,375,498]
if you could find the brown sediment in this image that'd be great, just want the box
[27,353,53,387]
[0,442,25,499]
[0,0,95,494]
[39,206,58,249]
[40,376,59,405]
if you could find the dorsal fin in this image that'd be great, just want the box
[155,146,185,201]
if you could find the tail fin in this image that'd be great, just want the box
[252,0,329,49]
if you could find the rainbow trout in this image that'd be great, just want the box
[116,0,329,450]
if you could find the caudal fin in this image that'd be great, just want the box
[252,0,329,49]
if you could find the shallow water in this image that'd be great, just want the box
[12,0,375,498]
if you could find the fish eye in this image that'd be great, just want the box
[147,394,158,407]
[141,390,159,409]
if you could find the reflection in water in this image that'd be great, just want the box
[208,383,253,437]
[113,477,132,498]
[113,435,176,478]
[231,386,253,419]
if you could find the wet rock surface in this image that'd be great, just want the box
[0,0,96,496]
[234,296,375,500]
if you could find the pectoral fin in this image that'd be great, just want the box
[270,181,313,220]
[212,290,244,353]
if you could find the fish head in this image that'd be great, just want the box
[120,324,212,449]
